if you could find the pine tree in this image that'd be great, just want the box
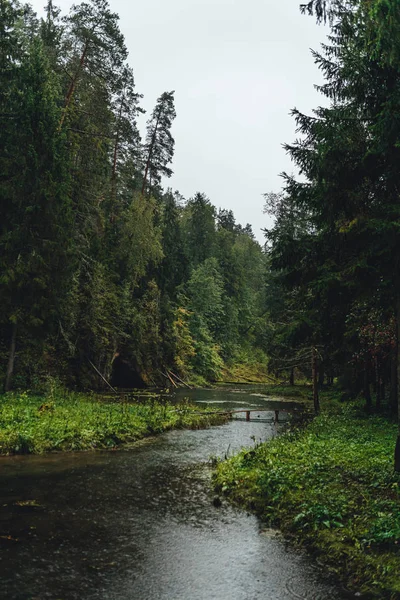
[141,91,176,196]
[59,0,127,129]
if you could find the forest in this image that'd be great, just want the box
[0,0,268,392]
[2,0,400,459]
[2,0,400,597]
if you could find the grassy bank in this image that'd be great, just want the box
[214,397,400,598]
[0,391,227,455]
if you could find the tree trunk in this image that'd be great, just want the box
[391,344,398,415]
[110,131,120,220]
[364,358,372,413]
[312,347,320,414]
[318,362,325,386]
[59,41,89,130]
[375,358,381,411]
[111,95,124,199]
[395,296,400,471]
[395,436,400,472]
[4,322,17,392]
[111,131,119,192]
[289,368,295,386]
[141,108,162,195]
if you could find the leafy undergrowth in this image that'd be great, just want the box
[253,383,310,399]
[219,362,273,384]
[214,401,400,598]
[218,349,271,384]
[0,391,227,454]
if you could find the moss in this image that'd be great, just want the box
[213,397,400,598]
[0,391,228,455]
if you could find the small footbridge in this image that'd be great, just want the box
[214,408,291,422]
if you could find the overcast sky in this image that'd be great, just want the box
[30,0,328,243]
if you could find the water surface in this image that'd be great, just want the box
[0,386,347,600]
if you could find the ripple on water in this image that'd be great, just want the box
[0,389,346,600]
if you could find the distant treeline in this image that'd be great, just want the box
[0,0,267,390]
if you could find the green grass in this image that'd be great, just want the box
[0,391,227,454]
[214,397,400,598]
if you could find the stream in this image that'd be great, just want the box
[0,386,348,600]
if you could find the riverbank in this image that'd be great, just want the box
[0,391,227,455]
[213,395,400,599]
[0,386,345,600]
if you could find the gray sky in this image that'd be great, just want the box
[31,0,328,243]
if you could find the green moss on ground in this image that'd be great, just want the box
[214,397,400,598]
[0,391,227,454]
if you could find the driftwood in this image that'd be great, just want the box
[159,369,177,388]
[168,370,193,389]
[87,357,118,394]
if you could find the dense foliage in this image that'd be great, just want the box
[0,0,267,391]
[3,0,400,460]
[264,0,400,468]
[2,0,400,591]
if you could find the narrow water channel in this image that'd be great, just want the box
[0,387,347,600]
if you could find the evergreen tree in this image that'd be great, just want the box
[300,0,338,22]
[217,208,237,233]
[141,91,176,196]
[182,192,216,268]
[266,1,400,466]
[110,64,143,199]
[0,35,73,390]
[40,0,63,62]
[158,190,188,298]
[59,0,127,129]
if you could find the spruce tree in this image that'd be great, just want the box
[158,191,188,298]
[183,193,216,268]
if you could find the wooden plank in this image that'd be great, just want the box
[224,408,289,414]
[168,370,193,389]
[87,357,118,394]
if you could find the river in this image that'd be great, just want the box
[0,386,348,600]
